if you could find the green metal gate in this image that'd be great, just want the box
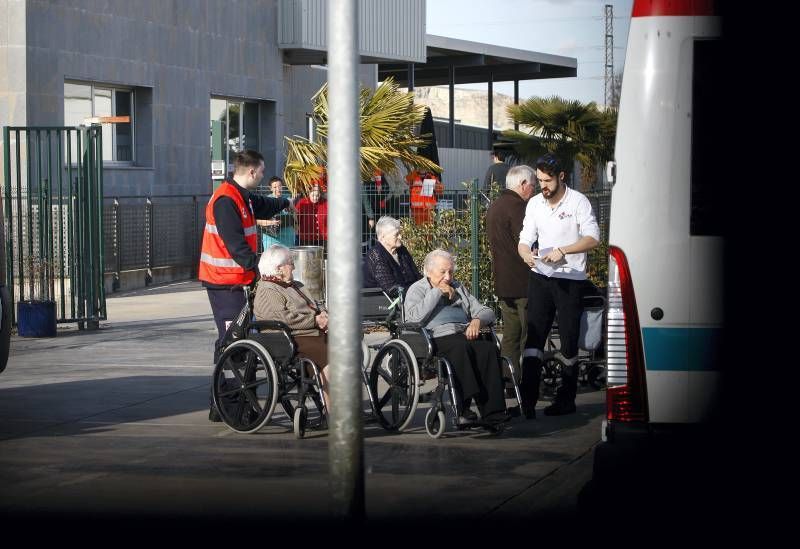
[2,125,106,329]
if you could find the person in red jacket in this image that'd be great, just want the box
[295,184,328,246]
[199,149,289,422]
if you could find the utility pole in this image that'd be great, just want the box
[327,0,365,521]
[604,4,614,108]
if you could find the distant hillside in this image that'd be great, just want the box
[408,86,516,130]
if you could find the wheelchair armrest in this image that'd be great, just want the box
[398,322,424,332]
[251,320,293,336]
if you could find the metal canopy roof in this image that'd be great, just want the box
[378,35,577,86]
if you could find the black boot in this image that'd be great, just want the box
[544,362,577,416]
[519,356,541,419]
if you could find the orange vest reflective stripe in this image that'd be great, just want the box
[198,181,258,286]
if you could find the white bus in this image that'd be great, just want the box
[593,0,725,480]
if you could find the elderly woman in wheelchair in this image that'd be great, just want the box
[403,249,518,433]
[210,244,328,437]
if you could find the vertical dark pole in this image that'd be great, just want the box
[57,129,66,320]
[76,128,85,328]
[26,130,33,301]
[487,75,494,151]
[514,80,520,131]
[449,65,455,148]
[67,129,76,320]
[97,125,106,320]
[407,62,415,92]
[36,130,44,299]
[2,127,14,318]
[85,127,96,328]
[47,130,54,306]
[14,130,23,320]
[147,197,153,284]
[470,177,480,298]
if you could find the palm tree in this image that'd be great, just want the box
[283,77,442,195]
[503,96,617,190]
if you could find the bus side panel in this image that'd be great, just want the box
[610,16,697,423]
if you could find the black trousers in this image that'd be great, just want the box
[206,287,248,360]
[521,273,584,406]
[206,287,248,412]
[434,333,506,420]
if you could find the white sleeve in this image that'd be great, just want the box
[577,196,600,241]
[518,199,538,248]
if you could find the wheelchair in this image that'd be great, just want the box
[211,287,327,438]
[360,287,523,439]
[540,293,607,397]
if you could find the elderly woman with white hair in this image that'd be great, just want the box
[404,249,512,427]
[363,216,422,294]
[254,244,330,405]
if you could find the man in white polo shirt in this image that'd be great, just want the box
[516,154,600,417]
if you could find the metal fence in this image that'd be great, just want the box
[103,195,210,285]
[101,184,611,314]
[3,125,106,327]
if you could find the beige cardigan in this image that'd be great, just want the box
[253,279,322,336]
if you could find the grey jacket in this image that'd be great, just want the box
[403,277,495,338]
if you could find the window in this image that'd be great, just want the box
[64,82,134,163]
[210,98,260,183]
[690,40,723,237]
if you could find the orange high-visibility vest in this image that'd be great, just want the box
[198,181,258,286]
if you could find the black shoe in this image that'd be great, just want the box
[543,400,576,416]
[461,408,478,421]
[521,403,536,420]
[506,405,521,418]
[208,407,222,422]
[486,412,511,426]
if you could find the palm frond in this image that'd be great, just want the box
[283,77,442,195]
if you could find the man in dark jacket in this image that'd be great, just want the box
[486,165,536,389]
[199,149,289,421]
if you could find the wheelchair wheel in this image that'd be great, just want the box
[293,406,307,439]
[368,339,419,432]
[425,408,446,439]
[212,339,279,434]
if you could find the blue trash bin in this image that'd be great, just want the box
[17,300,57,337]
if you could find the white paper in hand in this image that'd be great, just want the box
[533,247,565,277]
[421,178,436,197]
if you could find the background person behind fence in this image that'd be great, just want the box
[198,149,290,422]
[295,183,328,247]
[259,176,296,249]
[486,164,536,374]
[516,153,599,419]
[484,148,510,193]
[362,216,422,295]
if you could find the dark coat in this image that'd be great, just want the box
[486,189,531,298]
[362,243,422,293]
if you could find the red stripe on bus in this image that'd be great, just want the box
[632,0,716,17]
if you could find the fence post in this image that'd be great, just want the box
[470,177,480,299]
[146,197,153,285]
[114,198,121,291]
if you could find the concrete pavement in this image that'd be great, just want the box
[0,280,605,521]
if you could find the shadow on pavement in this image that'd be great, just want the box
[0,375,210,440]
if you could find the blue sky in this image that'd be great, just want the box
[425,0,634,106]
